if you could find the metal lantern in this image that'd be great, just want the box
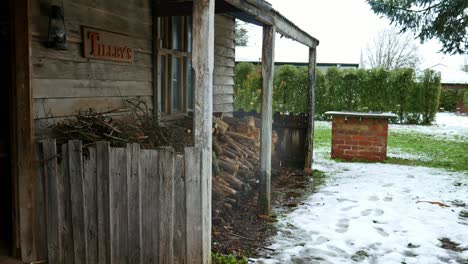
[47,5,67,50]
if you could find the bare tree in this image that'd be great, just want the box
[363,28,421,70]
[461,55,468,73]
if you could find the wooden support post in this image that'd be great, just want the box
[191,0,214,263]
[259,25,275,215]
[305,47,317,173]
[11,0,34,260]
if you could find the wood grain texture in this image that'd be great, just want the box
[193,0,215,149]
[259,25,276,215]
[127,144,142,264]
[158,148,175,264]
[12,0,35,260]
[42,140,63,264]
[109,148,128,264]
[33,96,152,119]
[68,141,86,264]
[173,154,186,264]
[61,143,76,263]
[33,143,47,261]
[84,147,98,264]
[184,147,202,263]
[140,150,159,264]
[96,142,111,264]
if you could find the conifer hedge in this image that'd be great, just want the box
[234,63,441,125]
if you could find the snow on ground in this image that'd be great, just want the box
[254,114,468,264]
[389,113,468,140]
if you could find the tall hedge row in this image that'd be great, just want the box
[234,63,441,125]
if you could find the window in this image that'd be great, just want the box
[158,16,193,115]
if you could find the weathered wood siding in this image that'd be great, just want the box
[31,0,153,120]
[213,15,235,114]
[36,139,208,264]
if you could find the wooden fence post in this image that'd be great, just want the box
[305,47,317,173]
[259,25,276,215]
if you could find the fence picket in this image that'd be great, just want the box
[96,142,111,264]
[140,150,159,264]
[38,140,205,264]
[68,140,86,264]
[185,147,202,263]
[42,139,62,264]
[109,148,128,264]
[158,148,175,264]
[84,147,98,264]
[61,143,75,263]
[173,154,186,264]
[127,144,142,264]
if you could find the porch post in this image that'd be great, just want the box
[259,25,275,215]
[191,0,214,263]
[305,47,317,173]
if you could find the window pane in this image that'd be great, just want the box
[186,58,193,110]
[187,16,192,52]
[172,16,181,50]
[160,55,167,113]
[172,57,181,112]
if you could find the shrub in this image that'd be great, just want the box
[233,63,442,125]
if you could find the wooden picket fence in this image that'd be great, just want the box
[34,139,210,264]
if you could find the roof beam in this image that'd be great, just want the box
[223,0,318,47]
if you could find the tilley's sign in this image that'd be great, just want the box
[82,27,134,63]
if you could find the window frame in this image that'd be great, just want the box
[157,16,193,118]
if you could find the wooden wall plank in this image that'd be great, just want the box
[213,103,234,113]
[213,56,235,68]
[109,148,128,264]
[213,94,234,105]
[33,80,152,99]
[84,147,98,264]
[61,143,76,263]
[158,148,175,264]
[31,41,152,67]
[68,140,86,264]
[32,58,152,81]
[173,154,186,264]
[213,85,234,95]
[42,139,63,264]
[140,150,159,264]
[96,142,111,264]
[214,66,234,76]
[213,76,234,86]
[33,96,153,119]
[127,144,142,264]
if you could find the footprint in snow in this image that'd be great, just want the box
[361,209,373,216]
[341,205,358,211]
[382,183,395,187]
[335,218,350,233]
[368,195,380,201]
[374,226,389,237]
[383,196,393,202]
[374,209,384,216]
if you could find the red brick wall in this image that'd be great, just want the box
[331,117,389,161]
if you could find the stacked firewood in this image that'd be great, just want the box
[212,115,262,209]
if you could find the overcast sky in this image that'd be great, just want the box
[235,0,468,83]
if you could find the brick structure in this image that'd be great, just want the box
[325,112,396,162]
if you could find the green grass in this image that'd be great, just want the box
[386,132,467,172]
[314,124,468,172]
[212,253,248,264]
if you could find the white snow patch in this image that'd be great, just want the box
[252,112,467,264]
[390,113,468,140]
[255,161,468,263]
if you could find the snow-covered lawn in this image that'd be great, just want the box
[256,113,468,263]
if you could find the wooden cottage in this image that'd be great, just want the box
[0,0,318,263]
